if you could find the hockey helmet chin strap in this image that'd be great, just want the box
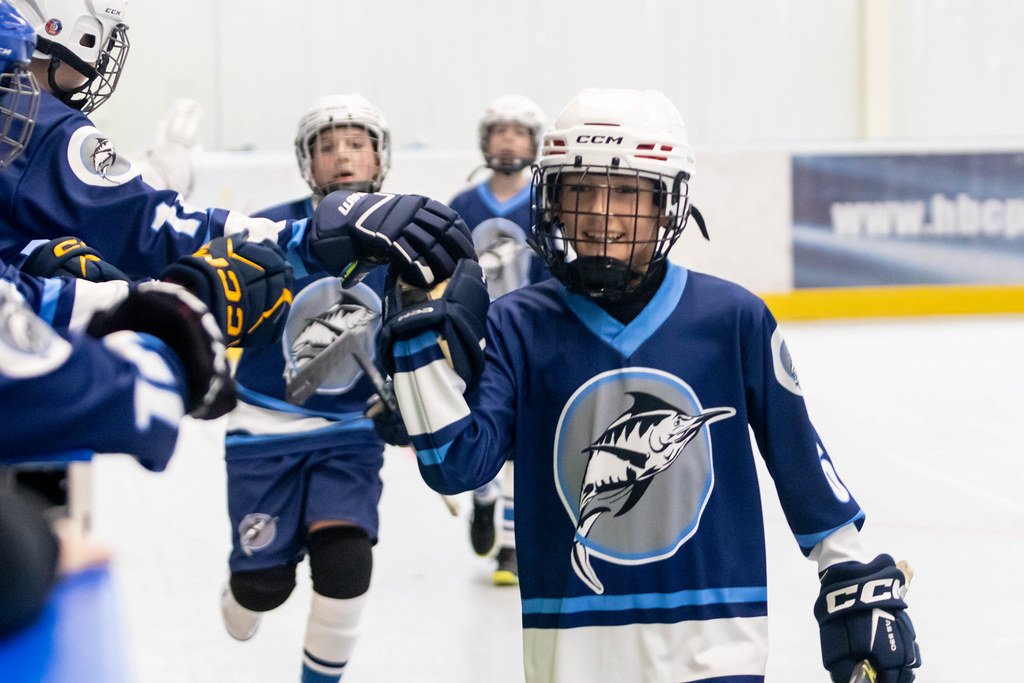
[33,36,97,111]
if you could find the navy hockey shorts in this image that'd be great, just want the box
[225,438,384,572]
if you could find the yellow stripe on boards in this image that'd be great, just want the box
[760,284,1024,321]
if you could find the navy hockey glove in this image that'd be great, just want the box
[20,236,129,282]
[378,259,489,390]
[364,380,411,447]
[814,554,921,683]
[161,234,294,348]
[309,190,476,289]
[86,282,236,420]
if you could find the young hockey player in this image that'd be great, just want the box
[312,88,922,683]
[219,94,405,683]
[448,94,547,584]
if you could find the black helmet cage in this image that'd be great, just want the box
[37,22,128,114]
[531,161,692,300]
[0,65,39,167]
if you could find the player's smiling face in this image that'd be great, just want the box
[556,172,661,267]
[486,122,533,167]
[310,125,380,190]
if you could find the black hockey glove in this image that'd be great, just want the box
[86,281,236,420]
[378,259,489,390]
[364,380,411,447]
[160,233,294,348]
[309,190,476,289]
[20,236,129,282]
[814,554,921,683]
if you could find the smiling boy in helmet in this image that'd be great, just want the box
[352,87,922,682]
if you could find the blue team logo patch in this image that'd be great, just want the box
[45,19,62,36]
[554,368,735,594]
[238,513,278,556]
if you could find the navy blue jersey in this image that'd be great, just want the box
[0,280,187,471]
[450,181,547,284]
[390,264,863,682]
[228,196,386,455]
[0,92,310,279]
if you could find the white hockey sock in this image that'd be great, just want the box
[499,461,515,549]
[301,591,368,681]
[473,480,500,505]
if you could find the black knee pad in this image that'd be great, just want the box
[307,526,373,599]
[230,563,297,612]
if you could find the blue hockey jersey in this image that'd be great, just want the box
[390,264,864,682]
[227,197,385,456]
[449,181,548,284]
[0,91,310,279]
[0,279,187,471]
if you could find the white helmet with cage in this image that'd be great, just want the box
[10,0,129,113]
[294,93,391,199]
[478,93,545,174]
[532,88,704,300]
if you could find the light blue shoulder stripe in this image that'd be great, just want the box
[794,510,866,549]
[521,585,767,616]
[561,263,688,357]
[38,277,62,325]
[286,217,310,278]
[474,181,531,217]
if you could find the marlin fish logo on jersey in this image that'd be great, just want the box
[554,368,735,594]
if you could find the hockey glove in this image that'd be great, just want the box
[86,281,236,420]
[309,190,476,289]
[20,237,129,282]
[161,234,294,348]
[378,258,489,390]
[814,554,921,683]
[364,380,411,447]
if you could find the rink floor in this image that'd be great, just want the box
[90,314,1024,682]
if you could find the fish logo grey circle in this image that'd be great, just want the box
[553,368,735,594]
[238,513,277,556]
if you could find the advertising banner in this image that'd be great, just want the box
[792,153,1024,288]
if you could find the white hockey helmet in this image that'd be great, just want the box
[0,1,41,167]
[10,0,128,114]
[532,88,702,300]
[294,93,391,199]
[478,93,545,173]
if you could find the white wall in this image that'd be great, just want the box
[96,0,865,151]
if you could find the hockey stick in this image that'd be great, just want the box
[848,560,915,683]
[285,307,377,405]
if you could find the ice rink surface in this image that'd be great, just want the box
[91,314,1024,682]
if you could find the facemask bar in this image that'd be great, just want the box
[532,162,691,299]
[0,66,39,167]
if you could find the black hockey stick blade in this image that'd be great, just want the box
[285,327,365,406]
[849,660,878,683]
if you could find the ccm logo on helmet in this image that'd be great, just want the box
[824,577,904,614]
[576,135,623,145]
